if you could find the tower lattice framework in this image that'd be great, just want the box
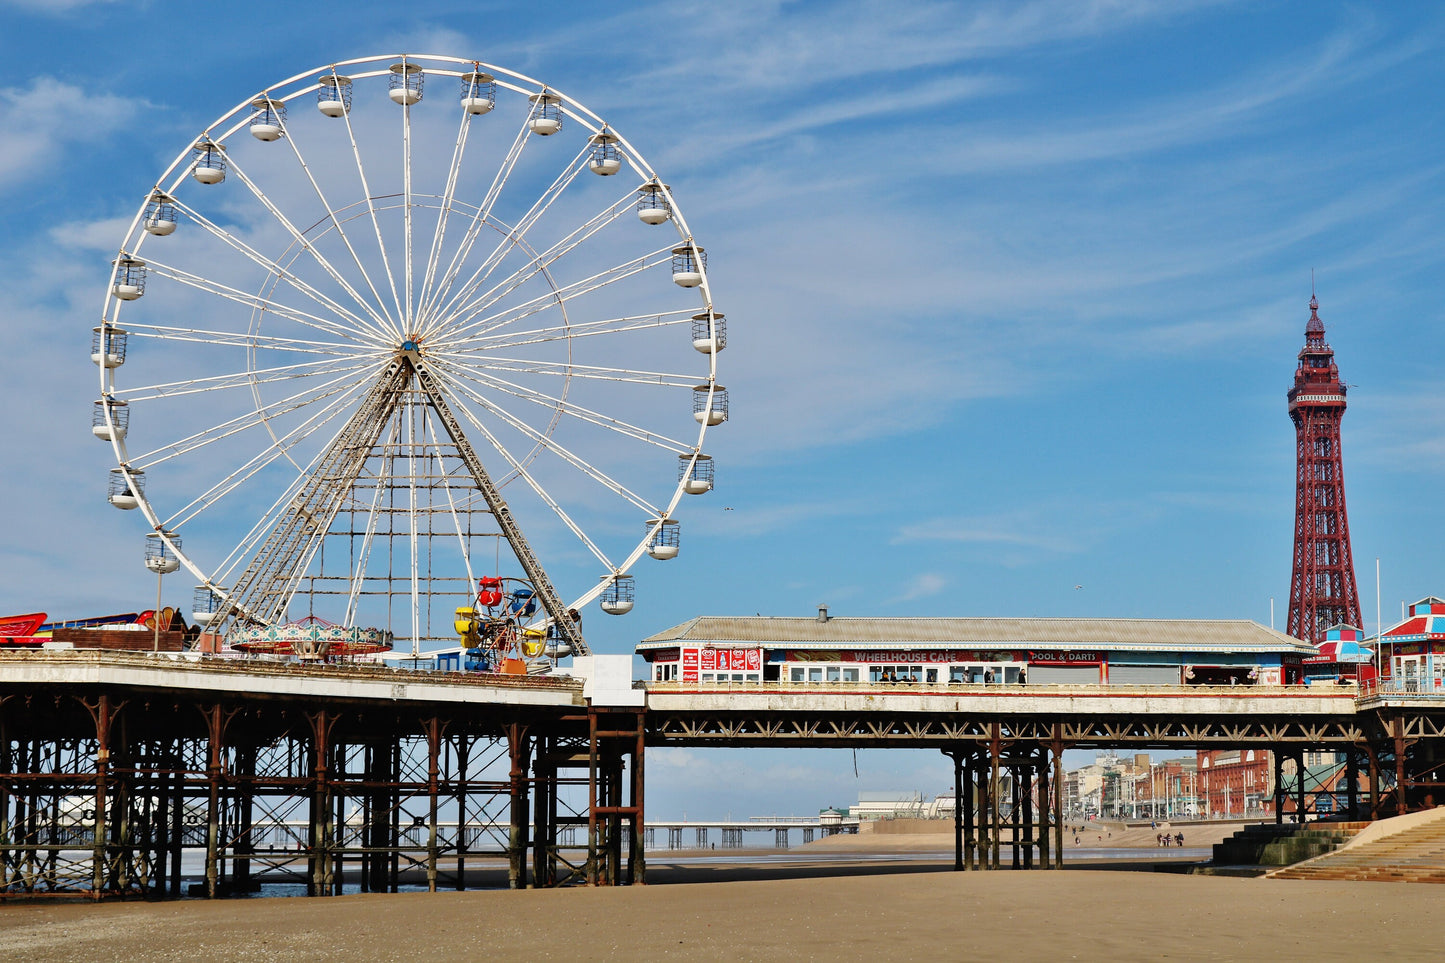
[1286,295,1362,643]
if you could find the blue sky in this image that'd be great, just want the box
[1,1,1442,817]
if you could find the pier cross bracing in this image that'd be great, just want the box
[2,652,1444,898]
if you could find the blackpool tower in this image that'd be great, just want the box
[1286,295,1363,643]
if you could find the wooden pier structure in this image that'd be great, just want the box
[3,653,1443,897]
[0,652,645,899]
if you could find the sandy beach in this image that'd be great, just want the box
[2,849,1439,963]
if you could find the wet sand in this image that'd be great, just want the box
[2,861,1438,962]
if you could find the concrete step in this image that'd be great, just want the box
[1267,810,1445,882]
[1212,821,1366,867]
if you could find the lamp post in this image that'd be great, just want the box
[144,531,180,652]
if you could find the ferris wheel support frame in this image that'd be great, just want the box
[411,354,587,656]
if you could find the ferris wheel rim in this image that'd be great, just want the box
[96,53,724,639]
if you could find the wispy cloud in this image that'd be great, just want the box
[893,497,1177,565]
[0,78,145,190]
[0,0,120,11]
[896,517,1084,555]
[896,572,949,602]
[1351,385,1445,473]
[605,0,1235,94]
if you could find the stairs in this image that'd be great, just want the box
[1271,810,1445,882]
[1211,821,1367,868]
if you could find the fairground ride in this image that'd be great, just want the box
[91,54,725,664]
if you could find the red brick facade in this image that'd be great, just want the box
[1198,749,1274,817]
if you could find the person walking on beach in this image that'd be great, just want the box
[1175,832,1184,847]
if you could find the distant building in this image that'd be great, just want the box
[1133,758,1199,818]
[1064,752,1175,818]
[1198,749,1274,817]
[818,807,849,832]
[849,792,925,821]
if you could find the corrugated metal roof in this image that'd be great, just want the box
[638,616,1314,654]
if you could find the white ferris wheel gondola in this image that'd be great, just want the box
[94,54,726,656]
[679,454,714,495]
[191,140,226,184]
[143,193,178,236]
[317,75,352,117]
[388,62,424,105]
[527,90,563,135]
[693,384,727,425]
[588,129,623,175]
[460,71,496,115]
[248,98,286,141]
[92,398,129,441]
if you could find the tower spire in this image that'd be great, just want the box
[1285,293,1362,644]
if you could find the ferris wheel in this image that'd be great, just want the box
[92,54,726,657]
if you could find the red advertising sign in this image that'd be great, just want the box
[681,647,763,676]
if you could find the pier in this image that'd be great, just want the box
[2,651,1443,898]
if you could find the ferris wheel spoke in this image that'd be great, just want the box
[224,150,400,337]
[423,412,478,590]
[451,354,699,389]
[128,365,381,470]
[420,111,534,325]
[438,370,660,517]
[441,362,691,453]
[421,145,589,336]
[425,191,633,344]
[123,321,369,358]
[112,354,381,404]
[403,384,420,644]
[142,256,384,345]
[414,107,476,333]
[275,111,407,331]
[459,311,693,353]
[160,375,373,532]
[343,417,403,625]
[169,197,392,343]
[402,89,416,329]
[442,244,674,347]
[329,74,409,331]
[442,381,618,570]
